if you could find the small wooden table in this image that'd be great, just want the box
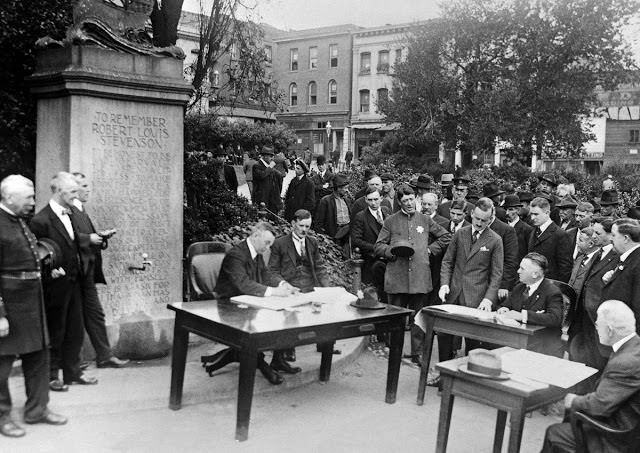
[167,300,412,441]
[417,307,546,405]
[435,349,568,453]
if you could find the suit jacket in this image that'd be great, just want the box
[70,205,106,284]
[314,193,352,238]
[310,170,334,204]
[490,218,519,291]
[436,200,475,220]
[512,219,533,264]
[528,222,572,283]
[568,251,600,306]
[283,175,315,221]
[447,219,470,234]
[499,279,564,356]
[560,217,579,231]
[381,193,400,213]
[430,213,450,230]
[375,210,451,294]
[252,159,283,212]
[351,207,389,260]
[571,334,640,453]
[214,240,282,298]
[494,205,507,223]
[268,233,329,288]
[601,247,640,334]
[441,226,504,307]
[350,196,368,220]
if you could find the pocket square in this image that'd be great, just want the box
[480,246,489,251]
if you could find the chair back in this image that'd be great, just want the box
[185,241,232,301]
[547,278,577,341]
[571,409,640,453]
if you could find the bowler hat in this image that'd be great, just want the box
[316,155,326,165]
[414,175,434,190]
[380,173,394,182]
[503,194,522,209]
[261,145,275,155]
[518,191,534,202]
[600,189,620,206]
[556,197,578,209]
[458,349,509,380]
[453,176,470,188]
[294,159,309,173]
[390,239,415,258]
[332,174,349,188]
[538,174,559,187]
[483,182,504,199]
[350,286,386,310]
[37,237,63,269]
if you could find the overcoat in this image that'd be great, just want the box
[283,175,315,221]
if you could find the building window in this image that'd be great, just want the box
[265,45,272,64]
[329,44,338,67]
[377,50,389,73]
[309,46,318,69]
[328,80,337,104]
[308,81,317,105]
[290,48,298,71]
[289,83,298,106]
[360,89,370,112]
[360,52,371,74]
[631,130,640,143]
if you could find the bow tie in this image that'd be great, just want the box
[61,208,71,216]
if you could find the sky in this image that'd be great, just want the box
[182,0,442,30]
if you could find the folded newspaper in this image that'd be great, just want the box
[230,287,358,311]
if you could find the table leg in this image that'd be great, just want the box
[493,410,508,453]
[386,325,404,404]
[507,404,526,453]
[169,318,188,410]
[319,341,334,382]
[417,314,436,405]
[435,376,455,453]
[236,347,258,442]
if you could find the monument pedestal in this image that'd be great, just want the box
[30,46,193,359]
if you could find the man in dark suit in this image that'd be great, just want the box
[71,173,128,369]
[497,253,564,357]
[439,198,504,360]
[504,194,533,264]
[489,216,519,299]
[437,176,474,220]
[252,146,283,214]
[542,300,640,453]
[557,198,579,231]
[351,188,389,301]
[601,218,640,333]
[422,192,452,307]
[207,222,299,384]
[314,174,352,243]
[351,175,383,218]
[309,155,333,210]
[283,160,315,222]
[447,200,470,234]
[0,175,67,437]
[528,197,572,282]
[483,182,507,222]
[537,174,561,225]
[568,227,599,306]
[30,172,98,391]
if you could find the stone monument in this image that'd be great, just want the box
[29,0,192,358]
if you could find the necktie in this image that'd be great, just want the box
[580,255,589,267]
[525,285,531,297]
[376,210,383,225]
[535,227,542,238]
[254,257,262,283]
[300,238,306,257]
[472,230,479,244]
[61,208,71,216]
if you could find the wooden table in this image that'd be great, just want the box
[167,300,412,441]
[417,307,546,405]
[435,349,568,453]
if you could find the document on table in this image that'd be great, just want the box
[428,304,496,321]
[501,349,598,389]
[230,286,358,311]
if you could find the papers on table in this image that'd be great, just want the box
[230,286,358,311]
[429,304,496,321]
[501,349,598,389]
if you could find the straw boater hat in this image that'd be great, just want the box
[440,174,454,186]
[350,286,386,310]
[458,349,509,380]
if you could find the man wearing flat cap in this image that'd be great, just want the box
[283,160,315,222]
[253,145,284,214]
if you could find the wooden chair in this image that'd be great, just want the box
[571,409,640,453]
[185,241,232,301]
[547,278,577,343]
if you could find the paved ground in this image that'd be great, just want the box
[6,334,561,453]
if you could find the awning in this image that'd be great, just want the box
[351,123,383,130]
[377,122,401,131]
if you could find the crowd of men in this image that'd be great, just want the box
[0,172,127,438]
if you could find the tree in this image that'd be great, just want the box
[380,0,639,166]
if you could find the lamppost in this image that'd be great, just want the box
[325,121,332,159]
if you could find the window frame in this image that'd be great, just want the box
[309,46,318,70]
[359,89,370,113]
[289,83,298,106]
[329,44,338,68]
[360,52,371,74]
[308,81,317,105]
[328,79,338,104]
[290,48,299,71]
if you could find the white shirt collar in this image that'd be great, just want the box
[429,212,436,219]
[49,199,68,216]
[620,244,640,262]
[538,218,554,234]
[246,238,258,260]
[613,333,637,352]
[527,278,543,295]
[584,248,599,265]
[601,244,614,259]
[368,207,381,218]
[508,218,519,228]
[73,199,84,211]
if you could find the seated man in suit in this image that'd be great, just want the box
[497,252,564,357]
[269,209,331,368]
[206,222,298,385]
[541,300,640,453]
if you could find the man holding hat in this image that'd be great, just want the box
[437,176,475,220]
[253,145,284,214]
[600,189,620,218]
[314,174,352,243]
[283,160,315,222]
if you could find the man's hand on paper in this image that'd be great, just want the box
[477,299,493,311]
[438,285,449,302]
[500,309,523,321]
[281,281,300,294]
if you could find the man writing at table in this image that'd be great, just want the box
[497,252,564,357]
[206,222,299,385]
[542,300,640,453]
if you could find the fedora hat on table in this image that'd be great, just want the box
[458,349,509,380]
[350,286,386,310]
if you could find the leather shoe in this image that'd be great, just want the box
[25,410,67,426]
[65,375,98,385]
[271,357,301,374]
[49,379,69,392]
[0,420,25,438]
[97,356,129,368]
[257,357,284,385]
[204,348,239,376]
[283,348,296,362]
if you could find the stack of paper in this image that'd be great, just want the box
[230,286,357,311]
[429,304,496,321]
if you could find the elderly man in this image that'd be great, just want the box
[283,160,315,222]
[30,172,98,390]
[375,184,451,363]
[528,197,572,282]
[0,175,67,437]
[205,222,298,385]
[71,173,128,369]
[252,146,283,214]
[541,300,640,453]
[497,253,563,356]
[421,192,449,230]
[557,198,578,231]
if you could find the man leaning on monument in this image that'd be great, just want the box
[541,300,640,453]
[0,175,67,438]
[204,222,299,385]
